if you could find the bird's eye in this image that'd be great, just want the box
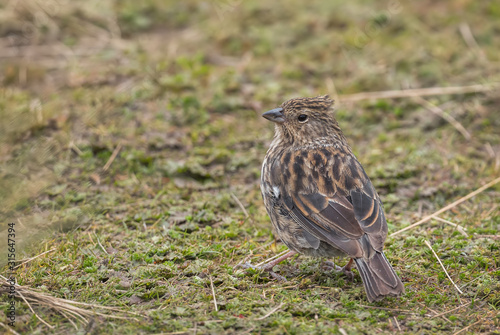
[297,114,308,122]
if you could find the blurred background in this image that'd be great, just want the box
[0,0,499,333]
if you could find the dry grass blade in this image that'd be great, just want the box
[356,305,422,315]
[459,23,487,61]
[96,234,109,255]
[392,316,402,332]
[234,249,291,277]
[17,290,54,328]
[432,216,468,236]
[391,176,500,236]
[473,234,500,239]
[13,248,56,269]
[453,318,482,335]
[0,275,140,327]
[424,240,463,295]
[255,249,289,267]
[103,143,122,171]
[414,96,472,140]
[44,298,142,314]
[230,192,250,218]
[0,321,21,335]
[59,310,78,330]
[254,302,284,320]
[68,141,84,156]
[209,275,218,312]
[419,303,451,324]
[339,83,497,102]
[240,326,256,335]
[431,302,471,319]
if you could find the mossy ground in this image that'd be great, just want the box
[0,0,499,334]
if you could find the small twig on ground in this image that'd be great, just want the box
[0,274,140,326]
[452,318,482,335]
[209,275,218,312]
[339,83,498,102]
[392,316,402,331]
[391,176,500,236]
[103,143,122,171]
[235,247,289,272]
[255,302,284,321]
[418,303,451,324]
[69,141,84,156]
[424,240,463,295]
[432,216,468,237]
[13,248,56,269]
[17,290,54,329]
[255,249,289,267]
[413,96,471,140]
[431,302,471,319]
[230,192,249,218]
[277,285,298,290]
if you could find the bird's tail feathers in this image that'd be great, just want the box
[355,252,404,302]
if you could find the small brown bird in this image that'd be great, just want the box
[251,95,404,302]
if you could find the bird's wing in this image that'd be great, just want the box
[271,147,387,258]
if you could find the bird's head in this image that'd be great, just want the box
[262,95,345,146]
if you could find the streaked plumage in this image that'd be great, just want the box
[259,95,404,302]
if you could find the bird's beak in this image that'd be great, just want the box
[262,108,285,124]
